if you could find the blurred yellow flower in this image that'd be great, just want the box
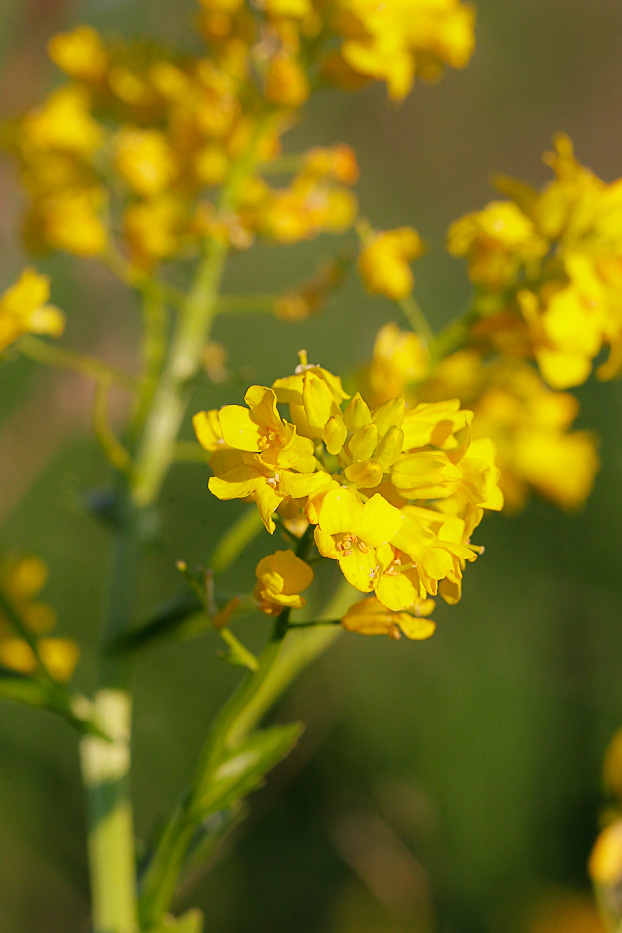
[0,269,64,352]
[0,555,78,682]
[341,595,435,640]
[359,227,424,300]
[48,25,108,83]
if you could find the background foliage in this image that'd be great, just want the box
[1,1,622,930]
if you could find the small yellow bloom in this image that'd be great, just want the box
[589,820,622,887]
[367,323,430,404]
[48,25,108,82]
[31,187,108,257]
[0,269,64,352]
[359,227,424,300]
[326,0,475,99]
[264,54,311,108]
[0,555,78,681]
[254,549,314,615]
[315,487,403,593]
[114,128,177,197]
[341,596,435,640]
[218,385,316,471]
[22,86,102,157]
[124,196,187,267]
[447,200,547,288]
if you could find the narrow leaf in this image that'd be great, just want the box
[195,722,304,818]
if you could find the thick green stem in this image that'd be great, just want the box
[131,237,229,507]
[80,688,137,933]
[80,489,140,932]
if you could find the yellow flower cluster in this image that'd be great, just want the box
[0,556,78,681]
[448,135,622,388]
[9,19,359,268]
[0,269,64,353]
[322,0,476,99]
[7,0,474,271]
[365,324,599,511]
[195,354,502,625]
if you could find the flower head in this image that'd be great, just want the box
[0,269,64,352]
[254,549,314,614]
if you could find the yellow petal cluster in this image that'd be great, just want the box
[0,556,78,681]
[341,595,435,640]
[448,135,622,388]
[0,269,65,352]
[323,0,475,99]
[196,356,502,614]
[364,325,599,512]
[358,227,424,300]
[8,0,470,266]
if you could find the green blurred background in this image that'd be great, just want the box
[2,1,622,930]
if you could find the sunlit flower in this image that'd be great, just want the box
[254,549,314,614]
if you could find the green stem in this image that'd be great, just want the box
[80,688,137,933]
[131,236,229,507]
[216,293,276,314]
[80,487,140,932]
[18,334,137,392]
[130,288,169,439]
[138,537,347,927]
[131,114,272,508]
[400,294,434,348]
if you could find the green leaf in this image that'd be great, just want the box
[148,908,203,933]
[182,803,248,883]
[195,722,304,818]
[107,592,203,654]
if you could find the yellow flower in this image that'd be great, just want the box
[123,196,187,267]
[314,487,403,593]
[264,54,311,107]
[21,86,102,157]
[208,453,331,533]
[341,595,435,640]
[589,820,622,887]
[447,200,547,288]
[29,188,108,257]
[420,354,598,511]
[193,409,226,451]
[0,555,78,681]
[217,385,316,471]
[272,356,350,440]
[359,227,424,300]
[254,549,314,615]
[0,269,64,352]
[48,25,108,82]
[114,127,177,197]
[366,323,430,404]
[327,0,475,99]
[0,637,79,682]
